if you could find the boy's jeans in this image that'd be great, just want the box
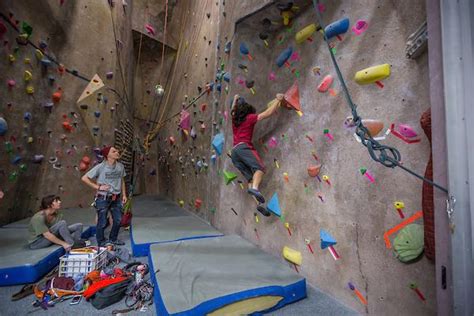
[95,197,122,245]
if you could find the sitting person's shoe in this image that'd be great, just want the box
[247,188,265,204]
[257,205,271,217]
[72,240,87,249]
[110,239,125,246]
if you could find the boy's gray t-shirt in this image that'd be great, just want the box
[85,161,126,194]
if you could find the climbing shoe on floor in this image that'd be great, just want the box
[247,188,265,204]
[257,205,271,217]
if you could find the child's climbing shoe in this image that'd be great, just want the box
[257,205,271,217]
[247,188,265,204]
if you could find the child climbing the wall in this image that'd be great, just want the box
[231,93,284,216]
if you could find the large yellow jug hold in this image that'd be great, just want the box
[282,246,302,265]
[354,63,391,86]
[26,86,35,94]
[295,23,317,44]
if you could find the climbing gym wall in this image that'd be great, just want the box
[148,1,435,315]
[0,0,135,224]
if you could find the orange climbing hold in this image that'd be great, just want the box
[52,88,62,103]
[283,81,301,112]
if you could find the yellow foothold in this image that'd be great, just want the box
[304,238,311,244]
[296,111,303,117]
[282,246,302,265]
[284,222,290,229]
[27,137,34,143]
[35,49,44,60]
[179,200,184,207]
[26,86,35,94]
[24,58,31,64]
[255,214,259,223]
[8,54,16,62]
[322,175,329,181]
[24,70,33,81]
[394,201,405,209]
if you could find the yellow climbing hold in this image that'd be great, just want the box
[8,54,16,63]
[26,86,35,94]
[35,49,44,60]
[24,70,33,81]
[282,246,302,265]
[354,63,391,85]
[24,58,31,64]
[295,23,317,44]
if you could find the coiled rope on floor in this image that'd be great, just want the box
[312,0,448,194]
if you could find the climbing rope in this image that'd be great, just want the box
[312,0,448,194]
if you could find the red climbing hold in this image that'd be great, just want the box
[52,88,62,103]
[283,81,301,112]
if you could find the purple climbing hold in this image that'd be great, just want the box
[106,71,113,79]
[0,117,8,136]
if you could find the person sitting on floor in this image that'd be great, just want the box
[28,195,85,251]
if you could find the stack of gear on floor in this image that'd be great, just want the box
[11,244,154,313]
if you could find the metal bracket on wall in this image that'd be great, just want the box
[406,21,428,59]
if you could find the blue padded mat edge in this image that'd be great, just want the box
[148,250,307,315]
[130,223,223,257]
[0,226,95,286]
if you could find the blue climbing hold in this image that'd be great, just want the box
[41,58,52,67]
[324,17,350,40]
[267,192,282,217]
[24,112,32,122]
[12,155,22,165]
[223,72,231,83]
[212,133,224,156]
[0,117,8,136]
[94,111,101,118]
[276,47,293,67]
[320,229,337,249]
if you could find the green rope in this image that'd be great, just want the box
[312,0,448,194]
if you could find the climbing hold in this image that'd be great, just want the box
[259,32,269,47]
[0,117,8,136]
[282,246,302,266]
[397,124,418,138]
[144,23,156,36]
[169,136,175,145]
[320,229,340,260]
[245,80,256,94]
[278,2,294,26]
[32,154,44,163]
[267,193,281,217]
[7,79,16,89]
[57,64,65,75]
[210,154,217,164]
[179,200,185,207]
[283,81,302,112]
[239,42,253,60]
[24,112,32,122]
[224,41,231,54]
[352,20,369,36]
[48,75,56,85]
[4,141,13,153]
[35,49,44,60]
[179,110,191,134]
[41,58,52,67]
[324,17,350,40]
[106,71,114,79]
[223,72,231,83]
[76,74,105,104]
[223,170,238,185]
[393,224,424,263]
[360,167,375,183]
[8,171,18,182]
[194,198,202,209]
[295,23,317,44]
[354,64,390,88]
[52,88,62,103]
[62,121,73,132]
[276,47,293,67]
[26,86,35,94]
[24,70,33,81]
[39,40,48,49]
[307,165,321,177]
[0,21,6,38]
[362,119,384,137]
[212,133,224,156]
[94,111,101,118]
[394,201,405,219]
[323,129,334,142]
[317,75,334,92]
[11,155,22,165]
[21,21,33,37]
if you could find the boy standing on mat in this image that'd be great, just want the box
[230,93,284,216]
[81,146,127,247]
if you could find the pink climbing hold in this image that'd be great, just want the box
[290,51,301,62]
[317,75,334,92]
[145,23,156,36]
[268,136,278,148]
[397,124,418,138]
[352,20,369,36]
[7,79,16,89]
[268,72,276,81]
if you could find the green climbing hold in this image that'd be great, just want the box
[9,171,18,182]
[393,224,424,263]
[19,164,27,172]
[5,141,13,153]
[223,170,238,185]
[21,21,33,37]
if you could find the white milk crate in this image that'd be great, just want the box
[58,248,107,277]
